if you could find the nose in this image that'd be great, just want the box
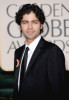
[28,22,32,29]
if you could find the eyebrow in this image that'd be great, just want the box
[22,20,39,22]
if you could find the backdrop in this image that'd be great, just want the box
[0,0,69,71]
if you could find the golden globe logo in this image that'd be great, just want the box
[0,1,69,71]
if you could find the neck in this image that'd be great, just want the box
[26,39,35,45]
[25,35,41,45]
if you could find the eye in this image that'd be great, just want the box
[22,21,28,24]
[33,21,38,24]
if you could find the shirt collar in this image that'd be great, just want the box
[25,35,41,53]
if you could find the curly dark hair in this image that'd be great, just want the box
[15,3,45,33]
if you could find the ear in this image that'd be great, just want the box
[40,24,43,29]
[18,25,22,33]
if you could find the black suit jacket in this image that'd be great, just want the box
[14,37,65,99]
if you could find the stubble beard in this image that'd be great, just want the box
[24,33,40,41]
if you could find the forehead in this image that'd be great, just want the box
[22,12,39,21]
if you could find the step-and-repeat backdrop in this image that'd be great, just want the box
[0,0,69,71]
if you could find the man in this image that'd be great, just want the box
[14,3,66,99]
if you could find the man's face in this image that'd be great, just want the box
[20,11,43,44]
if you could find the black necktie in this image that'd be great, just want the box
[20,47,29,87]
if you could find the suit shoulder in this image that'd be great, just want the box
[43,39,65,60]
[43,39,63,52]
[15,45,25,53]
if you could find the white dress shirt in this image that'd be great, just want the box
[18,35,41,91]
[25,35,41,70]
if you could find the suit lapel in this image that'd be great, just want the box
[24,37,46,78]
[18,45,25,62]
[15,45,25,88]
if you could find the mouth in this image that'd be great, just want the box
[27,31,34,34]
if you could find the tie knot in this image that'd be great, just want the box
[25,47,29,52]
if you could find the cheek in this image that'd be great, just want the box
[35,26,41,31]
[21,26,27,31]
